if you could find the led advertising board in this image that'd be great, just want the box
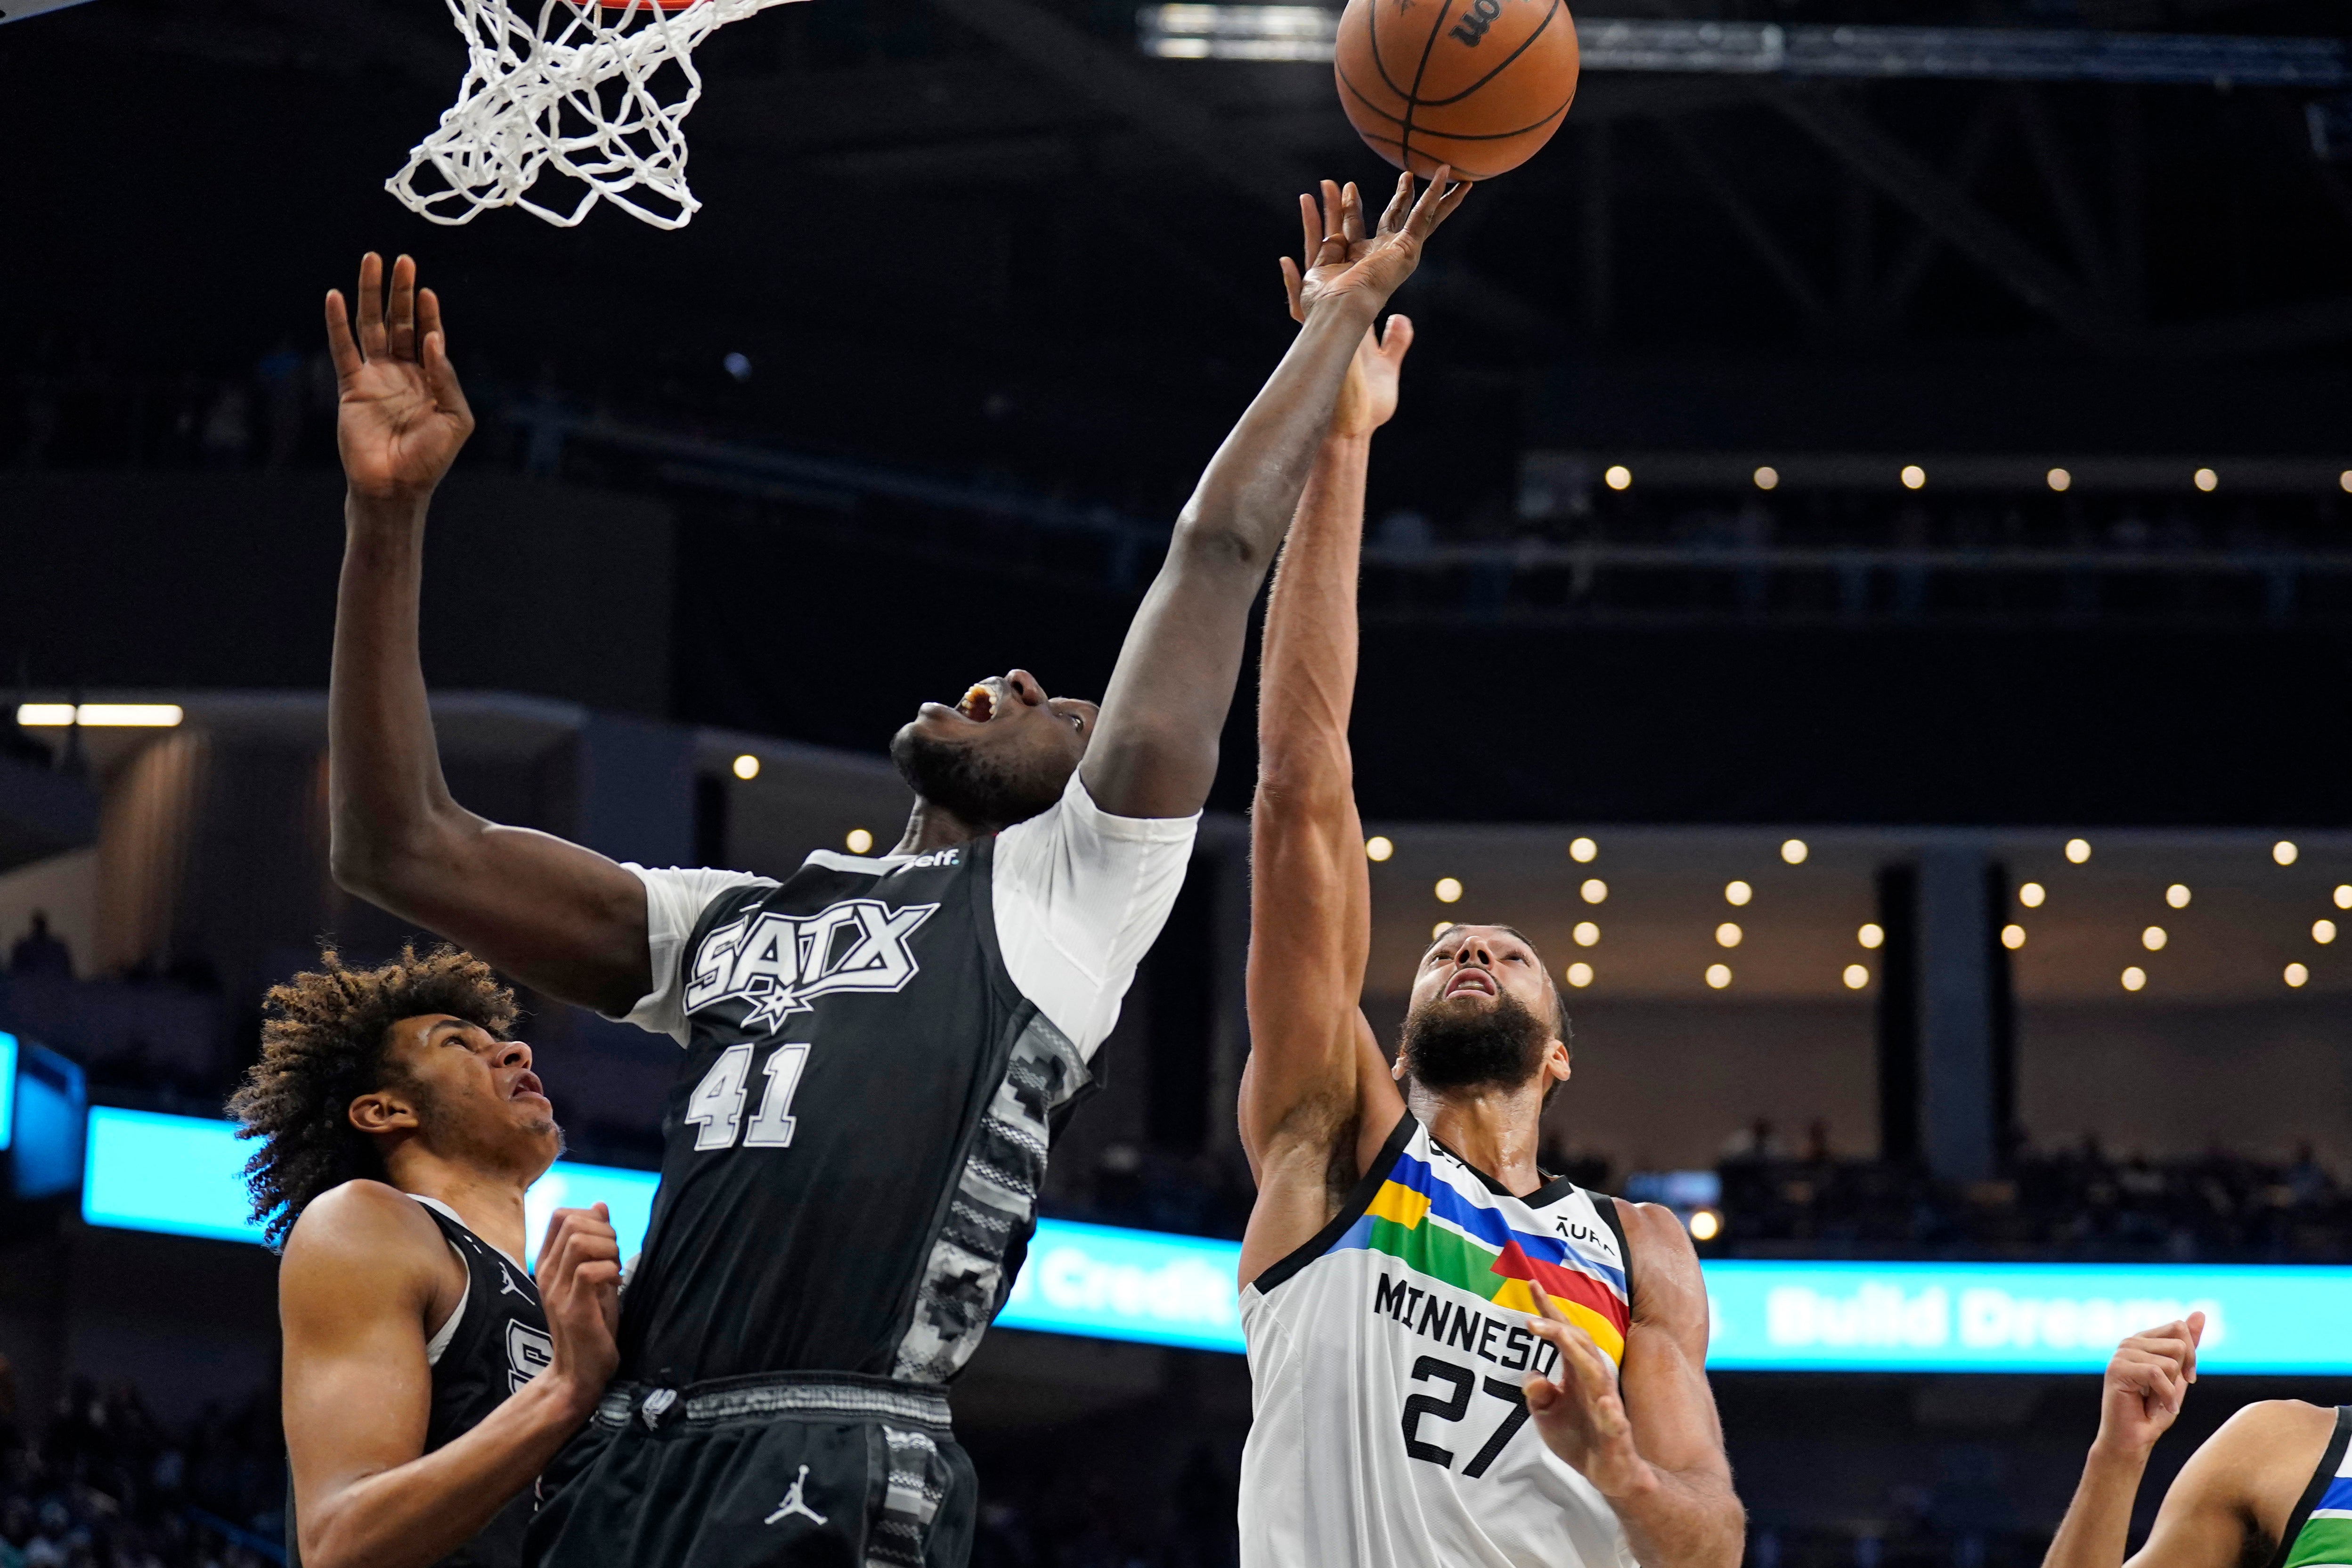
[0,1032,16,1152]
[78,1111,2352,1373]
[82,1107,660,1260]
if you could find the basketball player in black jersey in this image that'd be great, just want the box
[229,946,623,1568]
[2044,1313,2350,1568]
[318,170,1466,1568]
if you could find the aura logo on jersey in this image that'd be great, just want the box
[686,900,940,1029]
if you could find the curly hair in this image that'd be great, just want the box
[227,944,516,1249]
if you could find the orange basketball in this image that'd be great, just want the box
[1334,0,1580,181]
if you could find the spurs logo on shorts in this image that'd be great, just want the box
[684,900,939,1029]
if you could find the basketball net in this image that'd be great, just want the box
[388,0,806,230]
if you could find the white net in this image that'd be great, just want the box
[389,0,805,230]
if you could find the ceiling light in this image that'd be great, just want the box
[732,753,760,780]
[1687,1209,1722,1241]
[2336,885,2352,910]
[1781,838,1808,865]
[2316,919,2338,945]
[1565,962,1594,989]
[1432,920,1454,941]
[1573,921,1599,947]
[1725,880,1752,906]
[2286,962,2309,988]
[2274,840,2299,866]
[1365,835,1394,862]
[2193,467,2218,492]
[2121,966,2146,991]
[1753,466,1779,491]
[1434,877,1463,904]
[1716,923,1743,948]
[1569,836,1597,863]
[2166,884,2191,909]
[1705,963,1733,989]
[2065,839,2092,864]
[2019,882,2046,908]
[1604,465,1632,491]
[1900,465,1926,490]
[16,703,183,727]
[1843,964,1869,990]
[2046,467,2071,492]
[1580,878,1608,904]
[1857,923,1883,949]
[2002,924,2026,950]
[845,828,874,854]
[2341,471,2352,495]
[2142,926,2167,951]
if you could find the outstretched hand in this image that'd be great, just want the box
[2093,1312,2202,1459]
[1279,171,1468,326]
[535,1202,622,1419]
[1523,1289,1653,1501]
[326,252,474,506]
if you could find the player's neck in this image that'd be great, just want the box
[386,1148,534,1263]
[1407,1080,1548,1199]
[892,797,991,854]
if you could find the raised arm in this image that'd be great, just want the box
[282,1188,619,1568]
[1081,172,1465,821]
[324,254,651,1016]
[2043,1315,2335,1568]
[1236,236,1419,1284]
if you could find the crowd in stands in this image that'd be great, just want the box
[1711,1118,2349,1263]
[0,1363,286,1568]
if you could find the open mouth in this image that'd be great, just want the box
[511,1070,547,1103]
[1444,970,1498,1000]
[956,683,997,723]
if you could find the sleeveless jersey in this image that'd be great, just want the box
[287,1198,553,1568]
[2273,1407,2352,1568]
[617,837,1096,1388]
[1238,1114,1639,1568]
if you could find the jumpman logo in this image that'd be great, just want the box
[764,1466,828,1527]
[497,1263,529,1301]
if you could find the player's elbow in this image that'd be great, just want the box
[1252,764,1353,824]
[1167,511,1269,578]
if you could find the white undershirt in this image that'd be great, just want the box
[609,771,1198,1062]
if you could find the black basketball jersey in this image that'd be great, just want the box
[616,837,1098,1388]
[287,1198,553,1568]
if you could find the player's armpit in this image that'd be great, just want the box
[2118,1401,2339,1568]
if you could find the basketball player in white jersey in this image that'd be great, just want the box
[1233,183,1746,1568]
[2043,1313,2351,1568]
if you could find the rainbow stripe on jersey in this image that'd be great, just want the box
[1327,1145,1632,1364]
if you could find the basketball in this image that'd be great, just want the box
[1334,0,1581,181]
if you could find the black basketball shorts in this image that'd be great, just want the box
[525,1373,976,1568]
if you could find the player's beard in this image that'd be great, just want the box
[1398,988,1554,1095]
[890,727,1069,832]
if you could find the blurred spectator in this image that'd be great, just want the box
[198,385,251,470]
[1721,1116,1788,1162]
[8,912,71,979]
[255,341,303,472]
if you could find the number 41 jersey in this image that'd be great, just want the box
[1238,1114,1639,1568]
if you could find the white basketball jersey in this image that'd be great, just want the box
[1239,1114,1640,1568]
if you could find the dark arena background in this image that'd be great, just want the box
[5,0,2352,1560]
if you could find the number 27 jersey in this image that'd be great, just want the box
[1238,1114,1639,1568]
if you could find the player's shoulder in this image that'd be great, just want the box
[1608,1195,1706,1317]
[2206,1398,2340,1462]
[282,1179,446,1276]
